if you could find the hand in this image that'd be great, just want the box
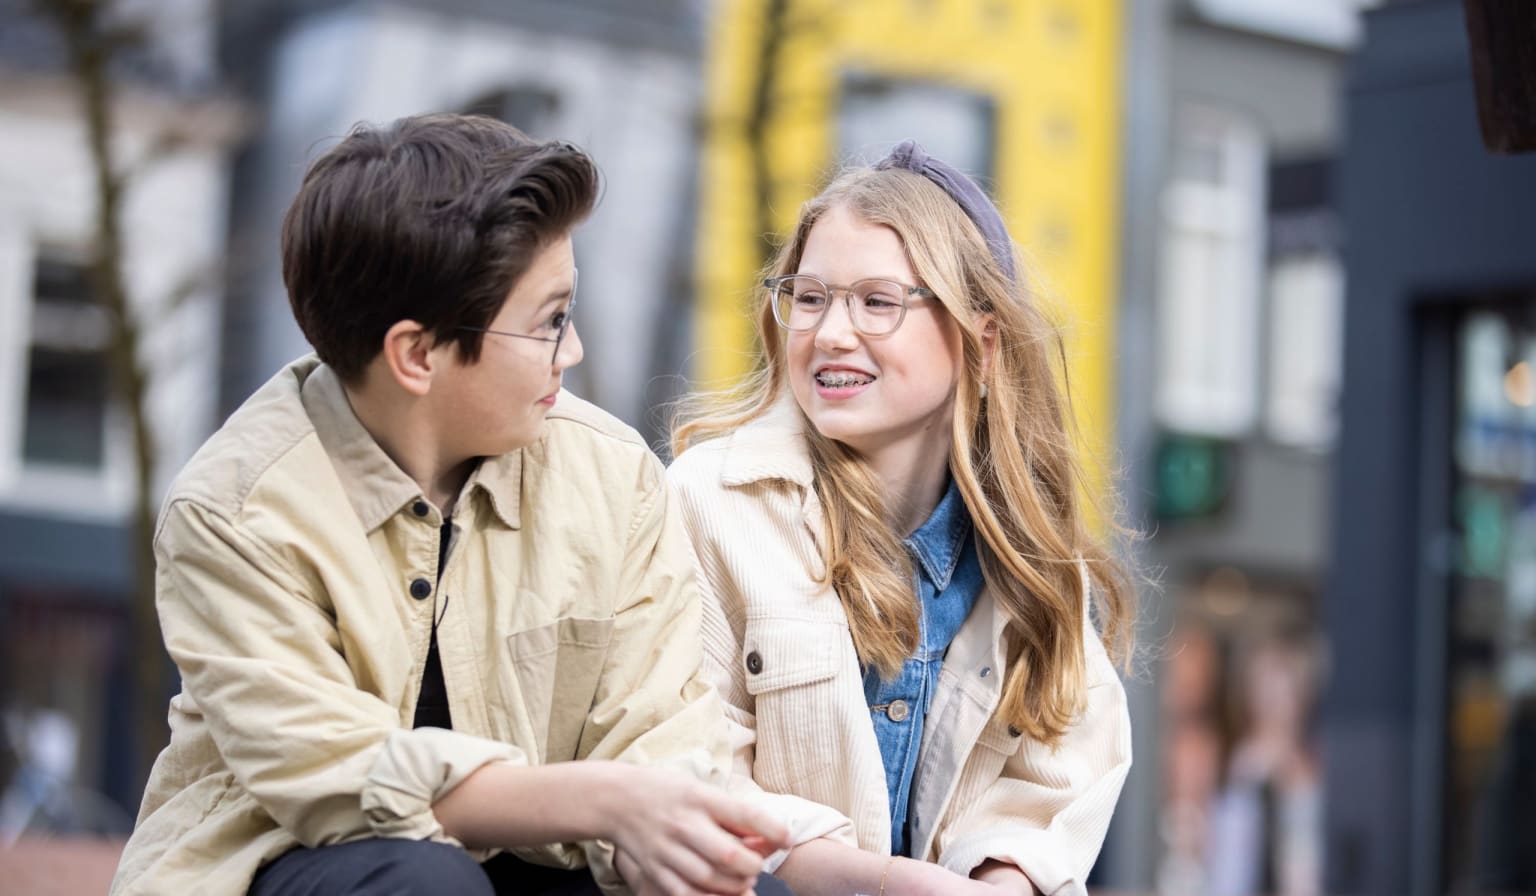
[969,859,1037,895]
[601,765,788,896]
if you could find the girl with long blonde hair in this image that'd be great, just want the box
[668,142,1134,896]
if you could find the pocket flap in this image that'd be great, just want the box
[505,615,615,662]
[741,617,846,694]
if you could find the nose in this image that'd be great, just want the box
[556,323,584,370]
[813,292,860,352]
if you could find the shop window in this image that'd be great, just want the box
[838,75,996,182]
[1444,307,1536,893]
[1265,254,1343,448]
[1157,103,1266,437]
[0,588,134,837]
[462,87,559,137]
[21,256,111,472]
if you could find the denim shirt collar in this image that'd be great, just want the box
[904,477,972,591]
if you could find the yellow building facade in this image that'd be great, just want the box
[695,0,1123,501]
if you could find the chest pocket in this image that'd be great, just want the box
[742,616,849,791]
[499,615,615,762]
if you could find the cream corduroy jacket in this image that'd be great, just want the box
[666,398,1133,896]
[112,358,740,896]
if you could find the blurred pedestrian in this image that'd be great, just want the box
[1205,632,1322,896]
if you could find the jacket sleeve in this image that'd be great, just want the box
[934,612,1133,896]
[574,455,748,891]
[155,498,525,850]
[666,463,858,872]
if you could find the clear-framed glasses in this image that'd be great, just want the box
[764,274,934,337]
[459,267,578,365]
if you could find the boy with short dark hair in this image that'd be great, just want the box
[110,113,791,896]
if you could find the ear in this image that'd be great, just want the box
[977,312,999,382]
[379,319,437,397]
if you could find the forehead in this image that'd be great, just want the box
[798,204,914,282]
[494,235,575,318]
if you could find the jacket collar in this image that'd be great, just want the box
[904,478,971,591]
[300,360,522,532]
[719,392,815,490]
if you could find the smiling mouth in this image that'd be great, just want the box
[815,370,876,388]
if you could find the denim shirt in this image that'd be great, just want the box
[862,477,984,856]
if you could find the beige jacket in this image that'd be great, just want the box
[666,398,1133,896]
[112,357,729,896]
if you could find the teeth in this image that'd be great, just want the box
[816,371,875,388]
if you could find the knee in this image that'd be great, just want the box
[360,840,490,895]
[252,838,492,896]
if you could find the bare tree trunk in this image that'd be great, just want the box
[747,0,791,272]
[40,0,167,792]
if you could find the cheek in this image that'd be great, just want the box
[785,332,814,368]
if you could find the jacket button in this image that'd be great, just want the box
[886,699,910,722]
[745,651,763,674]
[979,666,992,678]
[1008,725,1022,738]
[409,578,432,600]
[412,500,430,517]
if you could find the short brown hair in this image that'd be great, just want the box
[281,113,599,382]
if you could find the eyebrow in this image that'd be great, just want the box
[796,273,913,284]
[535,286,574,309]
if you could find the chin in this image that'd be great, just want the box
[805,416,875,453]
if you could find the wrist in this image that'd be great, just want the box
[885,856,939,896]
[566,760,630,842]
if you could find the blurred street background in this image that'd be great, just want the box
[1,0,1534,893]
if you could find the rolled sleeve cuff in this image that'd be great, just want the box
[748,791,857,874]
[940,827,1086,896]
[584,840,626,895]
[361,727,527,846]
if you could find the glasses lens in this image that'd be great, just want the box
[850,280,907,335]
[771,277,828,331]
[549,298,572,365]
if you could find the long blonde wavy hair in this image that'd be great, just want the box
[672,165,1134,744]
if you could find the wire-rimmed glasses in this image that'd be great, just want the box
[765,274,934,336]
[459,267,578,365]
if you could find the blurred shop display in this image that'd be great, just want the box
[1446,309,1536,893]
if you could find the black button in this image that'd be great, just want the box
[409,578,432,600]
[745,651,763,674]
[412,500,430,517]
[1008,725,1022,738]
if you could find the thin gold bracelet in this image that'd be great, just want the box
[878,856,896,896]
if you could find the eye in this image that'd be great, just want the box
[547,308,570,330]
[861,291,901,311]
[793,289,828,307]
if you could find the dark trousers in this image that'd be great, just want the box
[249,838,795,896]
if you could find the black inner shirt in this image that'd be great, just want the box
[411,519,454,730]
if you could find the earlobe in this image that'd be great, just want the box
[382,320,435,397]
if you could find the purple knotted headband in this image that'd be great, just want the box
[874,140,1016,284]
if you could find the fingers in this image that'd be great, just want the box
[703,791,790,853]
[738,833,779,857]
[676,814,764,886]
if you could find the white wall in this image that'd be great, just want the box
[0,79,233,520]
